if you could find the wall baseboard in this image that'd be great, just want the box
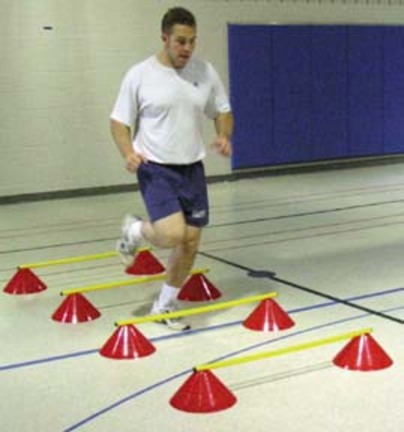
[1,154,403,205]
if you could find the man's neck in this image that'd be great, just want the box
[157,50,175,68]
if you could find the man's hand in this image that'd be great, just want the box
[125,151,148,172]
[210,135,232,157]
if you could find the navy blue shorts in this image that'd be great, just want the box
[136,161,209,227]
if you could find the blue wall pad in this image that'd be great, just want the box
[228,24,404,170]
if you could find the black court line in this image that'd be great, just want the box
[1,198,404,255]
[62,304,404,432]
[1,287,400,373]
[0,237,115,255]
[212,198,404,228]
[198,251,404,325]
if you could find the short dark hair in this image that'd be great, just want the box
[161,7,196,34]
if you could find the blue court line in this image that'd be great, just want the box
[63,304,404,432]
[0,287,402,373]
[64,369,193,432]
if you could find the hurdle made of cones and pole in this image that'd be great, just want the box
[52,268,218,324]
[169,328,393,413]
[99,292,295,359]
[3,247,165,295]
[3,251,119,295]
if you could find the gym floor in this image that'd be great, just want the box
[1,162,403,432]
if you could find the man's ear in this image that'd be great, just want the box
[161,32,169,43]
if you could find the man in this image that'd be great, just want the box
[110,7,233,331]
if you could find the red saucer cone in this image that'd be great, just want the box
[125,249,165,275]
[177,273,222,302]
[243,298,295,332]
[333,333,393,371]
[3,268,47,295]
[170,370,237,413]
[51,293,101,323]
[99,325,156,359]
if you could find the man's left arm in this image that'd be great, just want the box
[212,111,234,157]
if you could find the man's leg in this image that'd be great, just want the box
[121,211,202,330]
[141,212,189,250]
[141,212,202,287]
[149,225,200,332]
[165,224,202,288]
[117,211,186,266]
[142,212,202,310]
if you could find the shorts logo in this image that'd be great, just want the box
[191,209,206,219]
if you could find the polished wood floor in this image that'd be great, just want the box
[1,162,403,432]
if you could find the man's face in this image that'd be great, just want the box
[162,24,197,69]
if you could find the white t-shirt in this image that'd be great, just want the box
[110,55,231,164]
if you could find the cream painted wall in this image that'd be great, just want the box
[1,0,404,197]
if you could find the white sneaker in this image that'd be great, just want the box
[116,214,142,267]
[150,301,191,331]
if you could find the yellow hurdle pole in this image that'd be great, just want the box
[60,268,210,296]
[20,251,113,269]
[19,247,153,270]
[116,292,277,326]
[195,327,373,372]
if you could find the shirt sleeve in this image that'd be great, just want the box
[204,63,232,119]
[110,68,139,128]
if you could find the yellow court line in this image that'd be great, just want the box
[116,292,277,326]
[195,327,373,372]
[60,268,210,296]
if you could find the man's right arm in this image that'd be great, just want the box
[110,119,147,172]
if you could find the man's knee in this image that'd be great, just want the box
[150,214,202,249]
[159,225,187,247]
[183,227,202,251]
[168,226,201,251]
